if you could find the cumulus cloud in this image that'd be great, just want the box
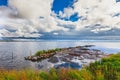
[0,6,17,18]
[9,0,53,19]
[73,0,120,32]
[58,7,75,19]
[0,0,72,37]
[8,0,71,32]
[0,0,120,38]
[52,0,120,33]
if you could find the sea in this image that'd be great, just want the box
[0,40,120,70]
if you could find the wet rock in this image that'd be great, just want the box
[97,55,104,58]
[24,56,33,60]
[74,49,82,53]
[80,47,90,50]
[89,55,97,59]
[82,54,91,59]
[32,57,38,61]
[78,56,84,60]
[59,57,70,62]
[83,45,95,47]
[69,52,81,56]
[48,57,59,63]
[64,55,74,60]
[75,46,81,48]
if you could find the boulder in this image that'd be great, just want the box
[48,57,59,63]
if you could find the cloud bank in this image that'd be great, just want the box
[0,0,120,37]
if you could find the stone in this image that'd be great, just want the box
[69,52,80,56]
[59,57,70,62]
[32,57,38,61]
[48,57,59,63]
[64,55,74,60]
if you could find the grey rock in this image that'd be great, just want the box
[48,57,59,63]
[59,57,70,62]
[64,55,74,60]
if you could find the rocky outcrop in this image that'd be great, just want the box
[24,52,56,61]
[25,45,105,63]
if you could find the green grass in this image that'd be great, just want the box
[87,53,120,80]
[35,48,61,56]
[0,53,120,80]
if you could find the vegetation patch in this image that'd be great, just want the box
[35,48,61,56]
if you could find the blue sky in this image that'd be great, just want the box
[52,0,79,22]
[116,0,120,2]
[0,0,7,6]
[52,0,75,14]
[0,0,120,38]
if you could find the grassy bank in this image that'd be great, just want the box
[0,53,120,80]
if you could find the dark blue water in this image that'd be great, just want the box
[54,62,82,69]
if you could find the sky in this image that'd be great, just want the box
[0,0,120,39]
[0,0,7,6]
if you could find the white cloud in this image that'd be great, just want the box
[0,6,17,18]
[0,0,72,37]
[73,0,120,31]
[53,32,59,35]
[8,0,72,32]
[9,0,53,19]
[0,0,120,38]
[58,7,75,19]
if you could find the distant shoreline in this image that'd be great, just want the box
[1,39,120,42]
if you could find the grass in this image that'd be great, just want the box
[0,53,120,80]
[35,48,61,56]
[86,53,120,80]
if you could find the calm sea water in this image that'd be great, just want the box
[0,40,120,70]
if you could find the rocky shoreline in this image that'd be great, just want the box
[25,45,108,69]
[25,51,56,61]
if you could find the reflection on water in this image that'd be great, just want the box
[0,41,120,70]
[54,62,82,69]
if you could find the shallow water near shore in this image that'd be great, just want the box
[0,40,120,70]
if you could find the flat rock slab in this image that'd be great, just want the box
[48,56,59,63]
